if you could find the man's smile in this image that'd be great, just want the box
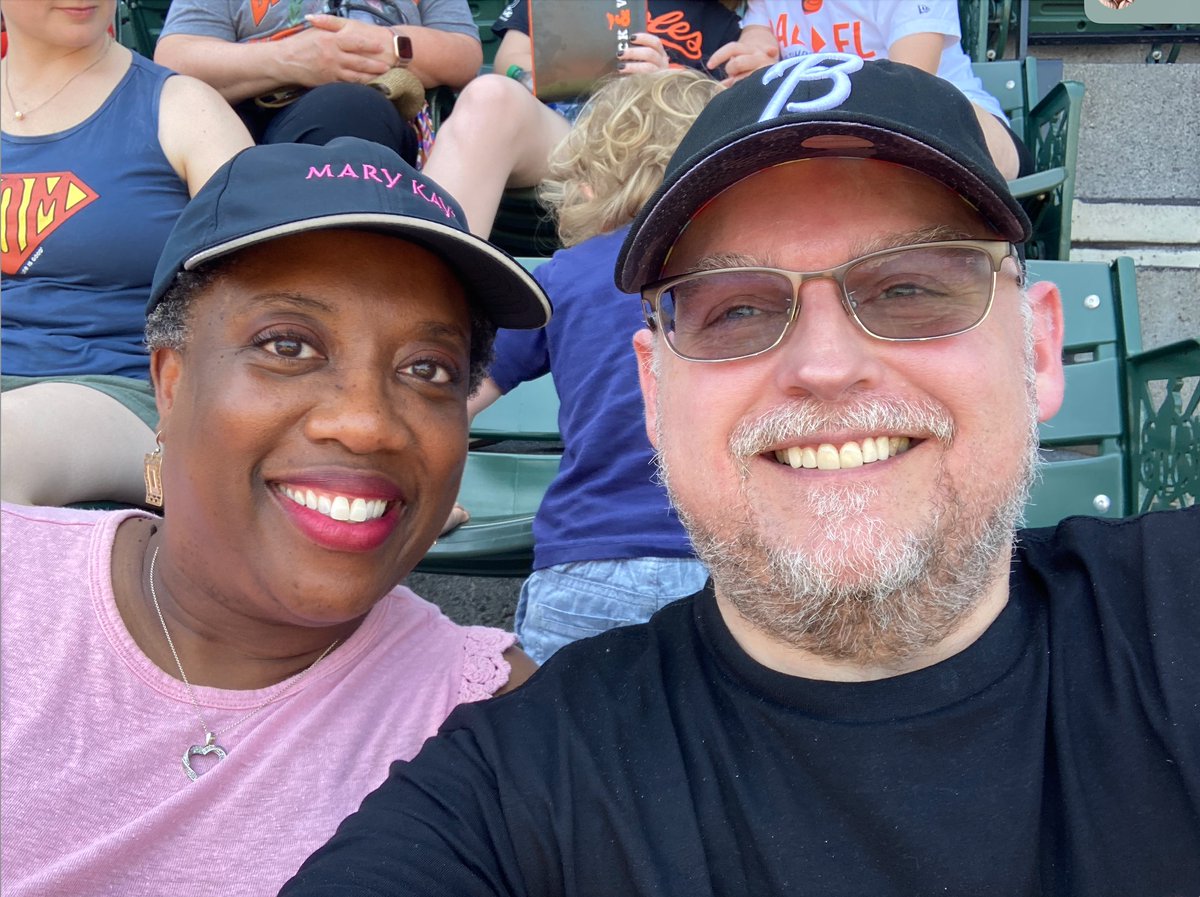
[770,436,915,470]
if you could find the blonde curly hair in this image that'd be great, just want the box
[538,69,723,247]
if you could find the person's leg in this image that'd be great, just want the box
[0,382,157,506]
[973,103,1023,180]
[514,557,710,664]
[422,74,571,237]
[265,83,418,166]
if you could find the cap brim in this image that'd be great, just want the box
[617,119,1030,293]
[184,212,551,330]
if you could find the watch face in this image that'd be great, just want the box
[394,34,413,66]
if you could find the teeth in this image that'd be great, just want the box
[838,442,863,468]
[278,486,389,524]
[773,436,914,470]
[330,496,351,521]
[815,444,840,470]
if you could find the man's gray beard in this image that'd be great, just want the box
[656,383,1041,667]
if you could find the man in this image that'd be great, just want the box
[154,0,482,166]
[280,54,1200,897]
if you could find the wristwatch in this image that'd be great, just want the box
[392,32,413,67]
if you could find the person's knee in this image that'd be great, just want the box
[1,389,53,504]
[442,74,539,136]
[0,384,154,506]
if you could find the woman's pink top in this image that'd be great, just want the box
[0,503,516,896]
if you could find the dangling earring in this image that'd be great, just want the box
[144,432,164,508]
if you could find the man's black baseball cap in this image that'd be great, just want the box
[617,54,1030,292]
[149,137,551,329]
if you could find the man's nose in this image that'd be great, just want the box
[770,277,885,401]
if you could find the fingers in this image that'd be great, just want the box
[306,14,390,60]
[304,13,348,31]
[706,39,741,71]
[620,32,669,71]
[440,503,470,535]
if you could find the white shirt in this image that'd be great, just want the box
[742,0,1003,118]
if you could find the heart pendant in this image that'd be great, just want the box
[182,739,227,782]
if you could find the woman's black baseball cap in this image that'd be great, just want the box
[150,137,551,329]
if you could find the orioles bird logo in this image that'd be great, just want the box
[1,172,100,275]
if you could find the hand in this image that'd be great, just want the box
[278,15,394,87]
[618,32,671,73]
[439,503,470,536]
[707,37,779,86]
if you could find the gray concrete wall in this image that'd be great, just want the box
[1052,48,1199,351]
[417,42,1200,630]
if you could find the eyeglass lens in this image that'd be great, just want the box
[658,244,996,361]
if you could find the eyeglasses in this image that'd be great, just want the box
[641,240,1019,363]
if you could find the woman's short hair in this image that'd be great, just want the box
[145,261,497,395]
[538,69,723,247]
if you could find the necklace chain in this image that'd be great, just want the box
[147,546,339,778]
[4,38,113,122]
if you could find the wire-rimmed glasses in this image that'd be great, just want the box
[640,240,1019,363]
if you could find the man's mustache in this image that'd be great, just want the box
[728,396,956,459]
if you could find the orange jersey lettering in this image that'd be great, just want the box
[648,9,704,61]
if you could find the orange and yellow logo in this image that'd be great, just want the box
[1,172,99,275]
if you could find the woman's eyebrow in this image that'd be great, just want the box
[241,291,336,313]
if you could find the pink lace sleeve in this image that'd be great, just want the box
[458,626,518,703]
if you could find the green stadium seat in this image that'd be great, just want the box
[469,0,509,67]
[1026,257,1198,525]
[414,450,562,577]
[1023,0,1200,51]
[973,58,1084,260]
[116,0,172,58]
[959,0,1015,62]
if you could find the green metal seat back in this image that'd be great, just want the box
[472,374,561,442]
[1023,260,1128,526]
[116,0,172,58]
[416,451,562,576]
[469,0,509,67]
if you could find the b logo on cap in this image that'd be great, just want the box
[757,52,864,122]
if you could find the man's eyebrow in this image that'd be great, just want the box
[851,225,979,258]
[689,252,761,272]
[679,227,988,275]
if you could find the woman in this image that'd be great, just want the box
[0,0,252,507]
[0,137,550,896]
[466,70,722,662]
[422,0,744,238]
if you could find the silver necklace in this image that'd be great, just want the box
[4,38,112,122]
[147,546,340,782]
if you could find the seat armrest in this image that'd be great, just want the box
[1125,337,1200,514]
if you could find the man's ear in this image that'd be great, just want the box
[1027,280,1065,423]
[632,329,660,449]
[150,347,184,436]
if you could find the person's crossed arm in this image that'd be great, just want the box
[157,13,479,106]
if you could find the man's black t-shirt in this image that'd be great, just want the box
[282,508,1200,897]
[493,0,743,78]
